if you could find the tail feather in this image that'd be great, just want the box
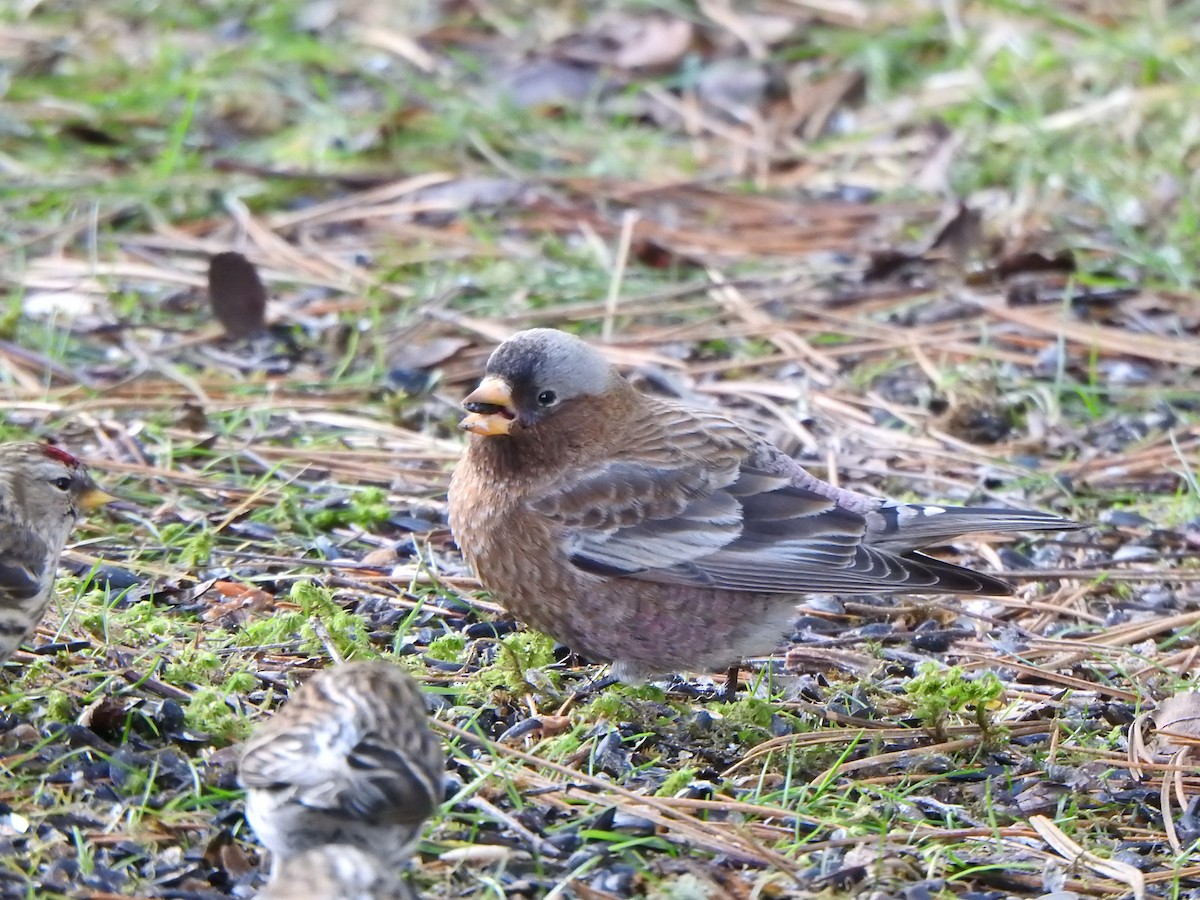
[868,504,1081,552]
[897,550,1016,596]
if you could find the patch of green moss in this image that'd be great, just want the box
[157,523,213,568]
[309,487,392,531]
[455,631,562,701]
[427,633,466,663]
[185,687,253,744]
[906,662,1004,737]
[583,683,668,721]
[122,600,174,630]
[0,294,21,340]
[79,599,178,644]
[483,632,559,694]
[44,690,75,724]
[222,670,257,693]
[237,581,375,660]
[713,696,778,746]
[648,873,715,900]
[239,609,308,648]
[262,494,315,534]
[654,766,698,798]
[162,648,222,685]
[301,613,374,662]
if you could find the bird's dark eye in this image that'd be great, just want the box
[53,477,72,491]
[537,390,558,407]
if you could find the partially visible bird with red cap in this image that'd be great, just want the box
[0,442,113,666]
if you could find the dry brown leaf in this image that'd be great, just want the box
[557,13,694,71]
[1153,691,1200,748]
[696,59,774,120]
[360,546,401,568]
[499,58,607,110]
[207,251,267,338]
[77,696,133,732]
[699,0,802,57]
[1029,815,1146,900]
[352,25,438,72]
[610,16,693,70]
[389,336,471,371]
[199,581,278,625]
[410,177,527,216]
[536,715,572,737]
[926,202,985,269]
[784,646,879,676]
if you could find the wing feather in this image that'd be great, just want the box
[0,526,50,601]
[528,402,1022,597]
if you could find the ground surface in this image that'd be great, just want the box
[2,1,1200,898]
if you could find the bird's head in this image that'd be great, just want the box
[8,443,114,525]
[459,329,620,438]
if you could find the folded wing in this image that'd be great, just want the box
[532,446,1014,596]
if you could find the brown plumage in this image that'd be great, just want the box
[238,661,444,874]
[0,442,113,666]
[255,845,415,900]
[447,328,1080,682]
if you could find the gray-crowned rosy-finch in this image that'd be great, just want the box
[447,328,1080,683]
[238,661,443,874]
[255,844,415,900]
[0,442,113,666]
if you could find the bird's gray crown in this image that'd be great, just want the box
[486,328,617,402]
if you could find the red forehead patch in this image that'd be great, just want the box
[41,445,80,467]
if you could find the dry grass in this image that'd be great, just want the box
[2,0,1199,898]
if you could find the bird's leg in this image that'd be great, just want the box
[720,664,741,702]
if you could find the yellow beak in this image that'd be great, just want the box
[460,376,515,436]
[79,486,117,513]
